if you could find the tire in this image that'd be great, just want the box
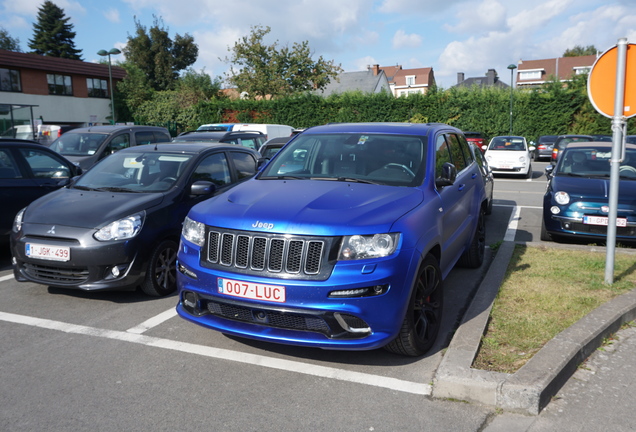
[141,240,178,297]
[540,219,552,242]
[385,254,444,357]
[458,209,486,268]
[525,164,533,179]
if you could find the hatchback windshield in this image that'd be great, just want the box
[259,133,427,187]
[74,150,193,192]
[555,147,636,179]
[49,133,108,156]
[487,137,527,151]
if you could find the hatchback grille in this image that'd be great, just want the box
[204,227,337,280]
[22,262,89,284]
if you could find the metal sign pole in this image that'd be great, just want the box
[605,38,628,284]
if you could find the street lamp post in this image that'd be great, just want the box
[507,64,517,136]
[97,48,121,125]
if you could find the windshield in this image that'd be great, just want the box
[555,147,636,179]
[259,133,427,187]
[487,137,526,151]
[74,150,193,192]
[49,133,108,156]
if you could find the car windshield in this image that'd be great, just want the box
[555,147,636,179]
[259,133,427,187]
[74,150,193,192]
[49,133,108,156]
[488,137,526,151]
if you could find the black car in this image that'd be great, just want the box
[534,135,558,161]
[0,139,81,243]
[173,131,266,151]
[550,134,593,164]
[11,143,262,296]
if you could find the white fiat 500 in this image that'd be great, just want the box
[483,136,535,178]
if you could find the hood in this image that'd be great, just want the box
[24,187,164,229]
[189,179,424,235]
[552,175,636,201]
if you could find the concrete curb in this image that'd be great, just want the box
[433,241,636,415]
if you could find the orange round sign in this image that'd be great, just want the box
[588,43,636,118]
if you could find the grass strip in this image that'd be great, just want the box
[473,244,636,373]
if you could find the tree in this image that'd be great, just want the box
[563,45,598,57]
[224,25,342,99]
[0,27,22,52]
[28,1,82,60]
[123,16,198,91]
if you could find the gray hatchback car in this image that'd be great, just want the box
[48,125,171,170]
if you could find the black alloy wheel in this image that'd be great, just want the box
[141,239,178,296]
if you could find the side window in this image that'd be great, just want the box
[435,135,452,179]
[230,151,258,180]
[106,134,131,155]
[192,153,231,187]
[135,131,154,144]
[19,148,71,178]
[237,138,257,150]
[446,133,467,172]
[457,134,474,165]
[154,132,171,143]
[0,148,21,178]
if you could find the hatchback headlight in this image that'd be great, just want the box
[554,191,570,205]
[339,233,400,260]
[13,207,26,233]
[94,212,144,241]
[182,216,205,247]
[519,155,527,163]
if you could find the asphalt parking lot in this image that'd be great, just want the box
[0,162,552,431]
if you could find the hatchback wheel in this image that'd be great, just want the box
[141,240,178,296]
[385,254,443,357]
[458,209,486,268]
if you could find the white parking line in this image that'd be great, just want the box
[0,274,14,283]
[504,205,521,242]
[0,311,430,396]
[126,308,178,334]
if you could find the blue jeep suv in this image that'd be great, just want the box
[176,122,488,356]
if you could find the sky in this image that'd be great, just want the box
[1,0,636,89]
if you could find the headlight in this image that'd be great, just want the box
[13,207,26,233]
[554,191,570,205]
[338,233,400,260]
[519,155,527,163]
[182,216,205,246]
[94,212,144,241]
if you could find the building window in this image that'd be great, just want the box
[519,70,542,80]
[406,75,415,86]
[574,67,591,75]
[47,74,72,96]
[87,78,108,98]
[0,68,21,92]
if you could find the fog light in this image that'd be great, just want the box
[111,266,120,277]
[183,291,198,308]
[550,206,560,215]
[329,284,388,298]
[564,223,571,229]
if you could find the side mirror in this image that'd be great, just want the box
[481,145,488,151]
[190,180,216,196]
[529,146,536,152]
[545,164,554,179]
[435,162,457,188]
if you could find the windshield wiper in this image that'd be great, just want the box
[73,185,99,191]
[94,187,141,193]
[260,175,306,180]
[314,176,379,184]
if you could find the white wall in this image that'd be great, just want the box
[1,92,111,125]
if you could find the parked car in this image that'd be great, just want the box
[625,135,636,144]
[196,123,237,132]
[550,134,593,165]
[232,123,294,140]
[48,125,172,170]
[11,143,262,296]
[38,124,78,146]
[469,142,494,215]
[541,142,636,243]
[176,122,488,356]
[483,136,535,178]
[534,135,558,161]
[259,136,293,159]
[0,139,81,243]
[173,130,267,151]
[464,131,486,152]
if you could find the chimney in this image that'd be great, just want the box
[371,64,380,76]
[457,72,464,84]
[486,69,496,85]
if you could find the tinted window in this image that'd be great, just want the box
[0,148,21,178]
[230,151,257,179]
[435,135,453,179]
[446,133,467,172]
[192,153,231,187]
[19,148,71,178]
[154,132,171,142]
[135,131,154,144]
[106,134,131,154]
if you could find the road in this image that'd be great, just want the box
[0,162,553,432]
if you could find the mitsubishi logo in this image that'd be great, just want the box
[47,226,56,234]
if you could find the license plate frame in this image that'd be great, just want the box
[583,216,627,227]
[25,243,70,261]
[217,277,286,303]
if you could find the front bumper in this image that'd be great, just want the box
[11,223,147,291]
[175,240,418,351]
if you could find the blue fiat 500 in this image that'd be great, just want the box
[541,141,636,243]
[176,123,488,356]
